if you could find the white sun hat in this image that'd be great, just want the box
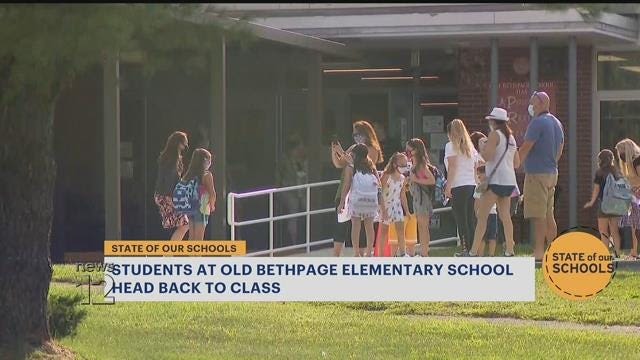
[485,107,509,122]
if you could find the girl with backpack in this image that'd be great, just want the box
[338,143,382,257]
[584,149,624,253]
[467,108,520,257]
[154,131,190,240]
[331,120,384,257]
[174,148,217,240]
[378,152,412,257]
[616,139,640,259]
[445,119,479,257]
[406,138,436,257]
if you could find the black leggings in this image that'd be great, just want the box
[451,185,477,250]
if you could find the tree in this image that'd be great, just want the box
[0,4,251,356]
[534,3,614,19]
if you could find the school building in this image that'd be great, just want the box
[51,4,640,260]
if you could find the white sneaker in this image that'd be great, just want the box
[403,253,411,257]
[414,254,422,257]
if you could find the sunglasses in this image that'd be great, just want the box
[531,91,544,103]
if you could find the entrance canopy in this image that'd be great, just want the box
[208,6,640,48]
[187,11,360,59]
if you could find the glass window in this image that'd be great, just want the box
[597,51,640,90]
[600,101,640,151]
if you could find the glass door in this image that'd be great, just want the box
[274,59,310,248]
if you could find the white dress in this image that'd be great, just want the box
[382,175,406,225]
[349,171,380,219]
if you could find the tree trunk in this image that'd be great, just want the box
[0,94,56,355]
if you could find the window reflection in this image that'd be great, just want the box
[597,51,640,90]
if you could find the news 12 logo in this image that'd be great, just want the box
[74,263,116,305]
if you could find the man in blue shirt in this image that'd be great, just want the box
[518,91,565,262]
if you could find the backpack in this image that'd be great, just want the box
[172,177,200,215]
[601,173,632,216]
[416,164,447,206]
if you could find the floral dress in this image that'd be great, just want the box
[382,175,405,225]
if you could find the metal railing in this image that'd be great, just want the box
[227,180,459,257]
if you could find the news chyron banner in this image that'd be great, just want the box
[102,239,536,301]
[102,228,617,303]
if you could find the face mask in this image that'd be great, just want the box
[528,104,535,117]
[353,134,366,144]
[620,153,627,162]
[489,123,496,132]
[204,160,212,170]
[406,151,413,160]
[398,165,410,174]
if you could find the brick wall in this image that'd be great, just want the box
[458,45,595,241]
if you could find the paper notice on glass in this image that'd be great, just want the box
[422,115,444,133]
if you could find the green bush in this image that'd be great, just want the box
[48,291,87,338]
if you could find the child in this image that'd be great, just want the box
[406,138,436,257]
[338,143,381,257]
[584,149,624,253]
[474,165,499,256]
[379,152,412,257]
[175,148,216,240]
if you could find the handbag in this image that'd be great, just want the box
[476,136,510,194]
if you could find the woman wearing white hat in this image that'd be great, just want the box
[466,107,520,257]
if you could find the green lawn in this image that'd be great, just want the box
[53,264,105,284]
[335,270,640,326]
[51,255,640,327]
[51,283,638,360]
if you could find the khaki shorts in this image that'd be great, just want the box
[523,173,558,219]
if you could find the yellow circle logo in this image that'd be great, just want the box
[543,231,616,301]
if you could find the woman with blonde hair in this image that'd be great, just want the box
[615,138,640,259]
[445,119,479,257]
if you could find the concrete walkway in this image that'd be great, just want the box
[406,315,640,336]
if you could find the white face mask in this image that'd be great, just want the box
[353,134,366,144]
[204,159,211,170]
[528,104,535,117]
[398,165,410,174]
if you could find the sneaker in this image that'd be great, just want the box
[504,252,515,257]
[403,253,411,257]
[414,254,422,257]
[459,252,477,257]
[454,249,469,257]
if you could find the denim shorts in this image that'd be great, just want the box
[188,213,209,226]
[488,185,516,198]
[485,213,498,241]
